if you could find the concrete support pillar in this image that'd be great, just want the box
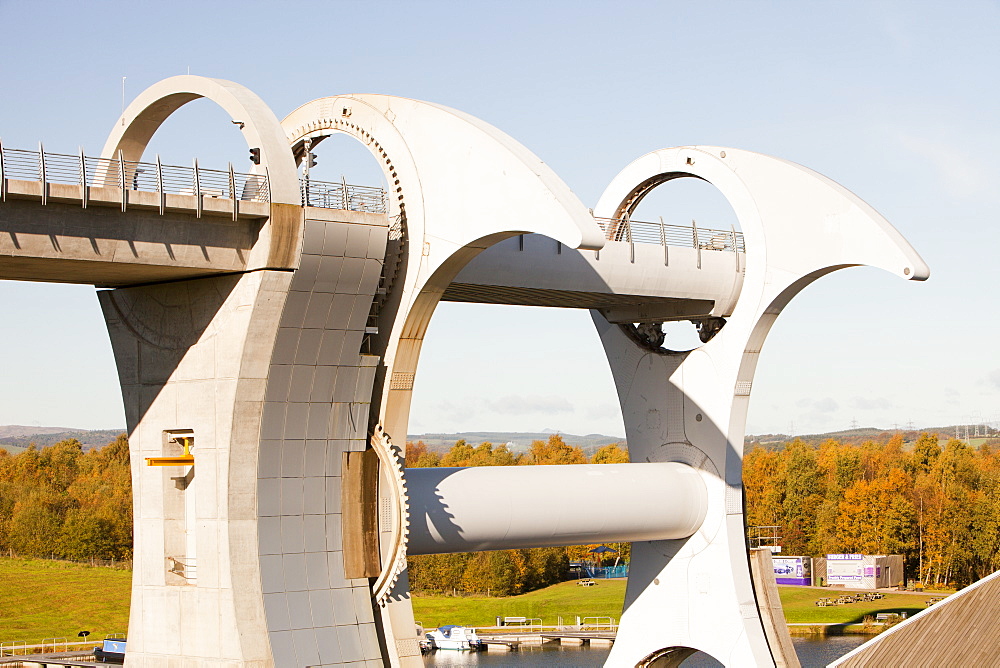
[101,269,291,666]
[101,207,397,667]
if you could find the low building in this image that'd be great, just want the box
[824,554,904,589]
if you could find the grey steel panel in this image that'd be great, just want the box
[303,515,326,553]
[336,624,364,662]
[258,478,281,517]
[280,478,305,516]
[280,440,305,477]
[258,516,282,555]
[304,440,327,476]
[259,556,285,595]
[287,591,313,628]
[303,477,325,514]
[315,626,344,664]
[332,588,358,627]
[292,628,321,665]
[264,592,292,636]
[294,329,324,365]
[281,515,305,554]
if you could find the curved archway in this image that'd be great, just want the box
[637,645,723,667]
[101,75,299,204]
[280,95,606,440]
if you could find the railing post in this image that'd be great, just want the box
[229,162,238,221]
[626,215,634,263]
[341,175,349,210]
[731,224,739,272]
[265,166,271,203]
[194,158,202,218]
[79,147,88,209]
[156,154,165,215]
[0,137,6,202]
[39,142,48,205]
[692,219,701,269]
[659,215,668,266]
[118,150,127,212]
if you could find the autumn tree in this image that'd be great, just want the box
[592,443,629,464]
[523,434,586,465]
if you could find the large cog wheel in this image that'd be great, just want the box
[370,424,410,606]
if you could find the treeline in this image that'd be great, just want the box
[0,437,132,561]
[406,433,629,468]
[15,431,996,592]
[405,434,630,595]
[745,434,1000,587]
[408,548,569,596]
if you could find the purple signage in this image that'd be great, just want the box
[773,556,811,586]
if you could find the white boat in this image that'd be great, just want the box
[426,625,482,651]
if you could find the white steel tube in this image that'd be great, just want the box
[404,462,707,555]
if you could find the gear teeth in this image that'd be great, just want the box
[369,424,410,606]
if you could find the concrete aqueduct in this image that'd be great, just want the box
[0,76,928,667]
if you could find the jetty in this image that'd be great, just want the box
[473,621,617,651]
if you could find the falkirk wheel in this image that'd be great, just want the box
[88,76,927,667]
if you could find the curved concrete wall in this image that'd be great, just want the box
[255,207,390,666]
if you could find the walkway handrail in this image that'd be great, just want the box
[300,176,388,214]
[581,616,617,630]
[0,144,388,215]
[595,216,745,252]
[0,146,271,204]
[0,638,98,656]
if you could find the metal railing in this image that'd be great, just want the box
[579,564,628,579]
[0,638,98,656]
[595,216,745,252]
[0,143,390,215]
[301,176,388,214]
[0,143,270,207]
[580,616,617,631]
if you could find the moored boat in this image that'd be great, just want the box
[426,625,482,651]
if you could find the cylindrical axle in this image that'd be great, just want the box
[404,462,707,555]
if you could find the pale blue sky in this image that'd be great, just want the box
[1,1,998,436]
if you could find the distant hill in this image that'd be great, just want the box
[747,424,995,448]
[0,425,79,439]
[0,426,126,453]
[406,431,624,456]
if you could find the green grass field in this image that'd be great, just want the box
[413,580,628,628]
[0,557,131,642]
[412,582,938,628]
[776,586,928,624]
[0,557,941,642]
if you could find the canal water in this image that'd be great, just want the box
[423,635,869,667]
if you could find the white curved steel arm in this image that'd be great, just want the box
[101,75,300,205]
[595,146,929,289]
[282,94,605,252]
